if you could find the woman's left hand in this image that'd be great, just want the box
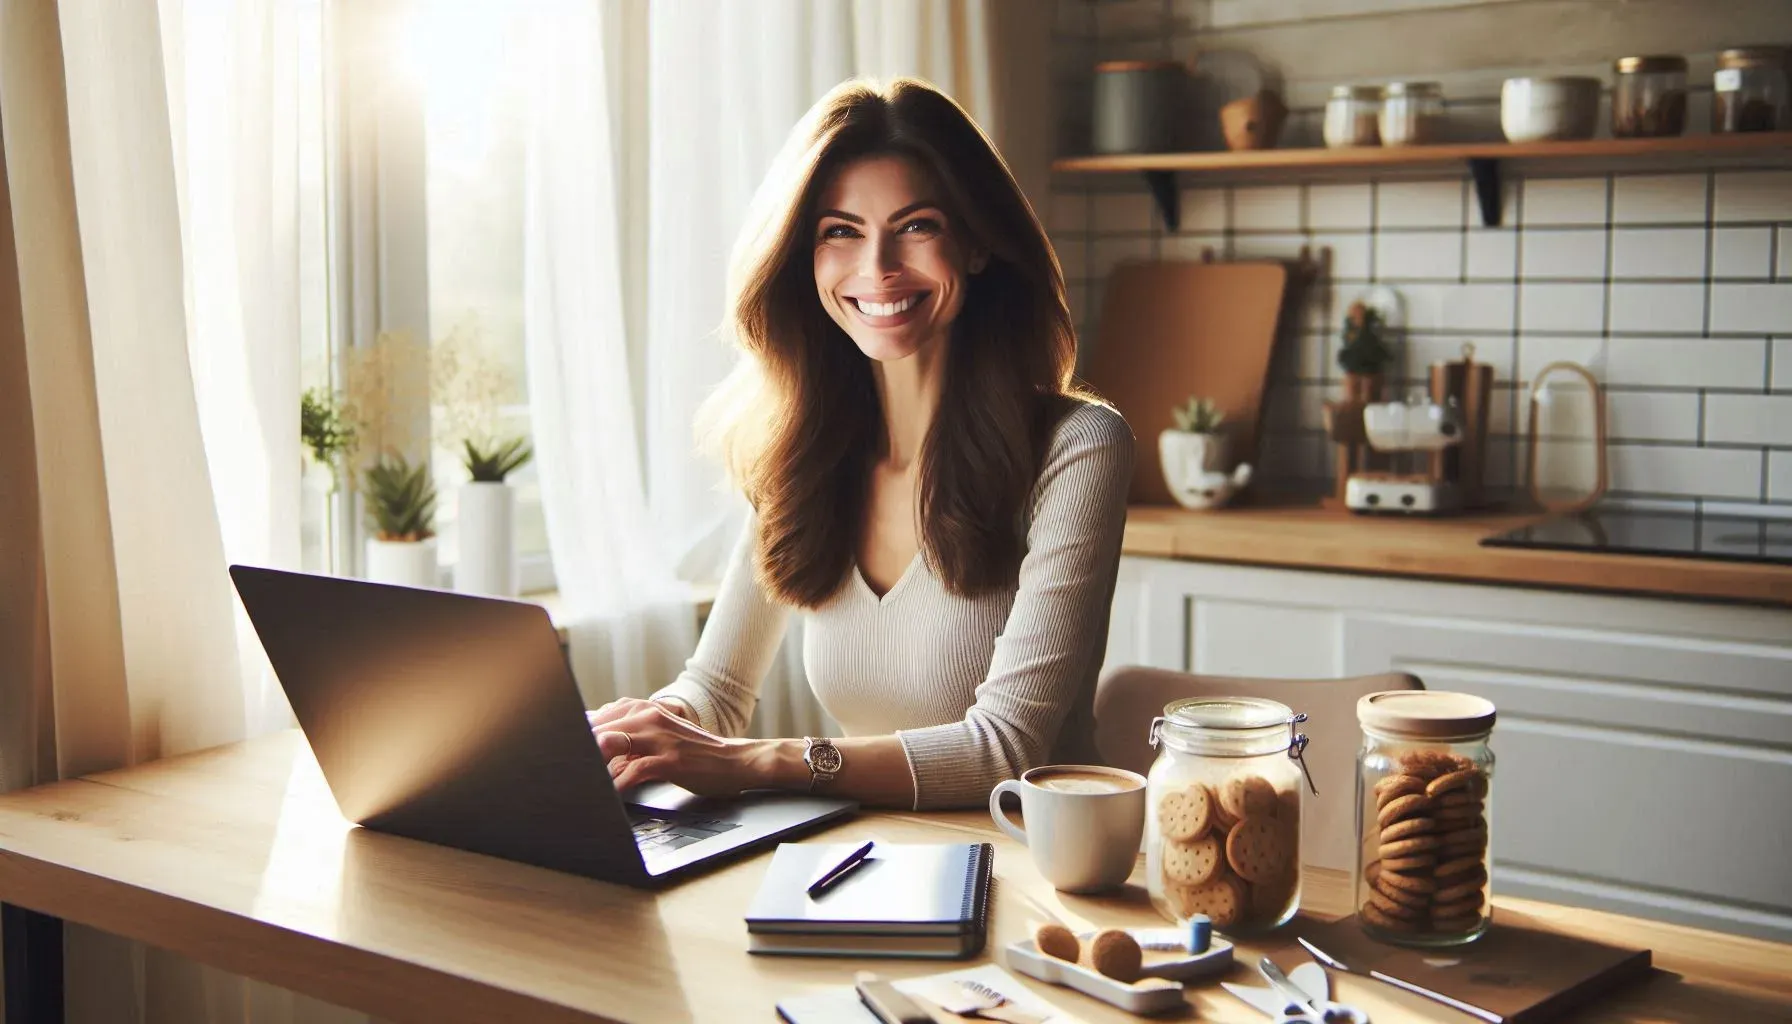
[586,699,787,796]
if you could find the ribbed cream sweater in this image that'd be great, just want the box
[651,402,1134,809]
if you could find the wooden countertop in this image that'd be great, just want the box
[2,732,1789,1023]
[1121,504,1792,608]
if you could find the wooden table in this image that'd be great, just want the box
[1,732,1788,1023]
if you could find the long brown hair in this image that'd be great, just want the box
[706,77,1081,608]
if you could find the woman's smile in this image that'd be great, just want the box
[847,290,930,325]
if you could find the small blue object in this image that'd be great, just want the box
[1187,914,1212,954]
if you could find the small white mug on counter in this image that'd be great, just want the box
[989,764,1147,893]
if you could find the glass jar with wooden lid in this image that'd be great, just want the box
[1612,55,1687,137]
[1713,47,1789,133]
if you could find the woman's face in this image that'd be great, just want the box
[812,154,980,364]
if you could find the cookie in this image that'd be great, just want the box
[1382,853,1437,873]
[1275,785,1301,823]
[1433,853,1476,878]
[1379,817,1437,843]
[1034,923,1079,962]
[1363,859,1382,887]
[1431,911,1484,933]
[1435,802,1484,824]
[1378,870,1438,896]
[1220,774,1278,821]
[1378,835,1441,860]
[1210,796,1239,832]
[1367,888,1422,920]
[1249,872,1297,922]
[1436,876,1488,903]
[1087,928,1143,983]
[1431,893,1485,920]
[1361,901,1419,932]
[1377,794,1430,827]
[1162,834,1223,886]
[1157,784,1213,842]
[1226,815,1292,883]
[1441,826,1488,852]
[1439,790,1481,807]
[1373,877,1429,909]
[1178,874,1244,928]
[1374,774,1428,806]
[1427,768,1484,799]
[1396,750,1470,780]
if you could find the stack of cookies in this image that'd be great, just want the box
[1154,772,1299,931]
[1360,751,1489,937]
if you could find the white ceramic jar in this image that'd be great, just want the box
[1500,76,1601,142]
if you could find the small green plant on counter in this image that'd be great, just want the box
[363,455,438,542]
[462,436,534,483]
[1338,299,1394,376]
[1171,396,1226,434]
[300,387,355,480]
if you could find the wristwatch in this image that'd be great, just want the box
[802,737,843,792]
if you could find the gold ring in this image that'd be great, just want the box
[618,732,633,757]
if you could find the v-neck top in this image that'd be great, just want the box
[650,402,1134,809]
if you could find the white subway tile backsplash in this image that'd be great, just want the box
[1233,233,1311,262]
[1233,186,1302,231]
[1611,227,1707,280]
[1049,191,1088,233]
[1780,227,1792,281]
[1376,180,1464,229]
[1709,284,1792,334]
[1776,338,1792,391]
[1404,334,1514,384]
[1312,233,1372,281]
[1520,229,1606,280]
[1520,336,1766,390]
[1400,283,1515,333]
[1607,445,1762,500]
[1465,229,1516,280]
[1159,233,1225,262]
[1092,236,1154,277]
[1770,451,1792,502]
[1308,184,1372,231]
[1606,392,1700,443]
[1713,170,1792,223]
[1375,231,1462,281]
[1520,283,1604,333]
[1608,283,1706,335]
[1704,394,1792,446]
[1091,190,1156,233]
[1611,173,1709,224]
[1176,187,1230,233]
[1712,228,1773,279]
[1521,178,1607,226]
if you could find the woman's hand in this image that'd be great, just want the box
[585,698,797,796]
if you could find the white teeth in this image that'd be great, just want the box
[853,294,922,317]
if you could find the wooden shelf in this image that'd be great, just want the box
[1052,132,1792,229]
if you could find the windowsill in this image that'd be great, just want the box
[523,581,719,640]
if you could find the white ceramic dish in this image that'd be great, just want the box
[1003,931,1235,1014]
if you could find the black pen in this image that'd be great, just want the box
[806,841,874,898]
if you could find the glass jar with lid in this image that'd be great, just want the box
[1612,55,1688,137]
[1355,690,1497,947]
[1379,81,1443,146]
[1713,47,1789,133]
[1324,85,1383,147]
[1146,697,1313,935]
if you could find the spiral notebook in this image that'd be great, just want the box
[745,841,993,959]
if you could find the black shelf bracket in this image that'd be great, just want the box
[1142,170,1179,232]
[1468,158,1502,227]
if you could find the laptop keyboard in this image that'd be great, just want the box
[629,813,741,865]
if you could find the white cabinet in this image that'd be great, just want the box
[1106,555,1792,943]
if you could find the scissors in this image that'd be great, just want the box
[1221,958,1371,1024]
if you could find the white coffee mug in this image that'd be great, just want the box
[988,764,1147,893]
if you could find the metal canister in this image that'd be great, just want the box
[1093,60,1186,153]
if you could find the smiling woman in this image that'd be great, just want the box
[584,78,1134,811]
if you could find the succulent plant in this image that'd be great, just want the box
[363,455,437,541]
[1171,396,1226,434]
[462,436,534,483]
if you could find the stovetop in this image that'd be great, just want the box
[1481,508,1792,566]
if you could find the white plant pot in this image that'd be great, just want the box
[364,537,439,589]
[455,481,516,596]
[1159,429,1252,511]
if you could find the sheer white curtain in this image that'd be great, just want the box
[635,0,1052,736]
[522,0,697,705]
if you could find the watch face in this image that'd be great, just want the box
[809,742,843,774]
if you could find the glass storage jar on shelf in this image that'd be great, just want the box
[1324,85,1383,147]
[1146,697,1314,936]
[1355,690,1497,947]
[1612,55,1688,137]
[1379,81,1443,146]
[1713,47,1789,133]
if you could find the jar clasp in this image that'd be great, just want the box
[1148,716,1165,749]
[1288,713,1318,796]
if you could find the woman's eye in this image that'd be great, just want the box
[900,218,941,236]
[820,224,859,241]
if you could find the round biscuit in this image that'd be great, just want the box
[1034,923,1079,962]
[1374,775,1427,807]
[1439,790,1480,807]
[1382,853,1437,873]
[1226,815,1292,883]
[1248,873,1297,924]
[1379,816,1437,843]
[1180,874,1243,928]
[1435,803,1484,824]
[1372,877,1429,909]
[1378,835,1441,859]
[1426,768,1484,799]
[1157,784,1213,842]
[1087,929,1143,983]
[1360,901,1419,932]
[1377,794,1430,827]
[1367,888,1421,920]
[1275,785,1301,823]
[1220,774,1278,821]
[1436,876,1488,903]
[1431,894,1485,919]
[1430,909,1485,931]
[1363,859,1382,887]
[1441,826,1488,851]
[1378,870,1438,895]
[1434,854,1483,878]
[1162,834,1222,886]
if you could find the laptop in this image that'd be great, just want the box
[229,565,855,887]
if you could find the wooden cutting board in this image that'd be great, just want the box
[1081,259,1288,505]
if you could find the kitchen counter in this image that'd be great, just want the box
[1121,504,1792,608]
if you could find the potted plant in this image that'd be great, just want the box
[1159,396,1252,510]
[1338,299,1394,402]
[455,436,533,596]
[363,454,439,588]
[300,386,355,491]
